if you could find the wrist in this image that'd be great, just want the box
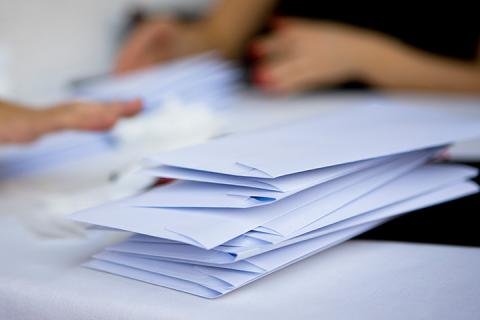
[192,20,241,59]
[356,34,414,88]
[39,105,69,132]
[348,29,398,83]
[178,21,218,56]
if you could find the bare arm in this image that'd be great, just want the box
[200,0,277,58]
[251,19,480,94]
[115,0,277,73]
[0,99,141,144]
[364,37,480,93]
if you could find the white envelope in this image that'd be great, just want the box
[70,149,430,249]
[144,155,389,192]
[254,149,432,235]
[132,180,288,209]
[84,179,477,298]
[287,164,478,240]
[133,152,412,209]
[147,104,480,178]
[221,181,478,258]
[105,179,477,264]
[128,232,268,248]
[253,163,478,240]
[75,53,239,110]
[85,220,382,298]
[0,131,112,179]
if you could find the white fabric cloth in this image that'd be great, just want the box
[1,214,479,320]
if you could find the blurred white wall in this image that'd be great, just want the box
[0,0,212,105]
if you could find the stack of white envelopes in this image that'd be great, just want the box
[71,104,480,298]
[74,53,239,110]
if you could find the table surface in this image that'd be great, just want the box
[1,216,480,320]
[1,92,480,320]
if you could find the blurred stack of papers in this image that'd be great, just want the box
[74,52,240,110]
[71,104,480,298]
[0,54,239,179]
[0,132,113,180]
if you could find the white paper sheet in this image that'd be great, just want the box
[133,151,419,209]
[75,53,239,110]
[222,181,478,259]
[105,180,477,264]
[147,103,480,178]
[257,149,430,235]
[144,155,390,192]
[70,149,430,249]
[0,132,112,179]
[85,220,382,298]
[287,164,478,240]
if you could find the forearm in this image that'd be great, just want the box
[362,36,480,93]
[0,101,56,143]
[199,0,278,58]
[1,100,142,144]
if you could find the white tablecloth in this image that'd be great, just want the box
[1,93,480,319]
[1,214,479,320]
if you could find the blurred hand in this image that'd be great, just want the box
[114,17,208,74]
[0,99,142,144]
[250,18,379,94]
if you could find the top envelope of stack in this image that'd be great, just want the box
[71,103,480,298]
[145,104,480,178]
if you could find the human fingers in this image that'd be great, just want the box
[49,99,143,132]
[114,19,176,74]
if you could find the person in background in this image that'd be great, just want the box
[114,0,480,94]
[0,99,142,144]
